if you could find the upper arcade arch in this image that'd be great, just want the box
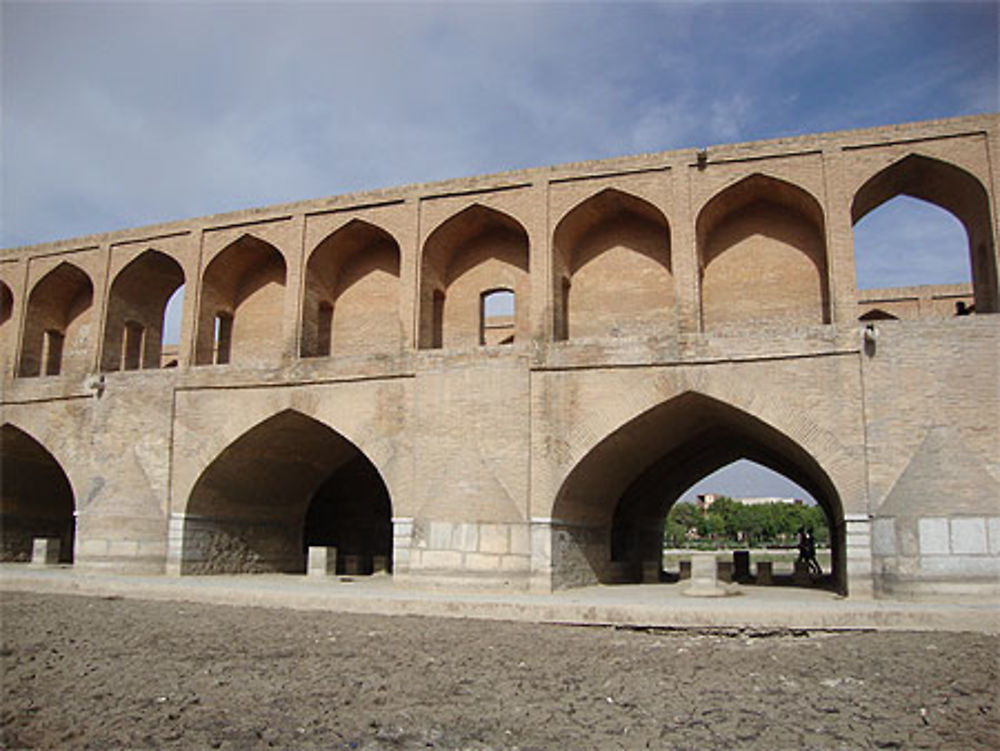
[851,153,998,313]
[0,423,75,563]
[18,262,94,377]
[552,188,672,340]
[178,409,392,575]
[195,234,286,367]
[302,219,402,358]
[549,391,846,591]
[697,174,830,331]
[101,249,185,372]
[419,204,530,349]
[0,281,12,363]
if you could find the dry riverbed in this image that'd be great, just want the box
[1,592,997,750]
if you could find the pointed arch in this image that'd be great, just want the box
[195,234,286,366]
[179,409,392,575]
[419,204,529,349]
[101,249,185,372]
[0,280,12,328]
[1,423,75,562]
[697,173,830,330]
[18,261,94,377]
[851,154,997,313]
[549,391,845,592]
[553,188,672,340]
[302,219,402,358]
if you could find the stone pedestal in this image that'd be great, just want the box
[683,552,736,597]
[756,560,773,585]
[31,538,61,566]
[307,546,337,577]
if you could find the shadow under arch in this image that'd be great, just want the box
[550,392,846,593]
[302,218,402,358]
[0,423,75,563]
[195,234,287,366]
[552,187,672,341]
[19,261,94,377]
[851,153,997,313]
[180,409,392,575]
[101,248,185,372]
[697,173,829,330]
[419,203,530,350]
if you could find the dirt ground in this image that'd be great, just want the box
[1,592,997,750]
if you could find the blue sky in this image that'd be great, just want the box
[2,1,996,506]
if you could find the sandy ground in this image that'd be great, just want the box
[1,592,997,750]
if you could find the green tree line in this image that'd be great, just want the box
[664,497,829,549]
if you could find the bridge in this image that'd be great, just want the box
[1,113,997,600]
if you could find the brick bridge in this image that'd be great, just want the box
[2,114,998,600]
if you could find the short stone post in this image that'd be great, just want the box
[641,560,661,584]
[683,551,733,597]
[717,560,734,583]
[307,546,337,577]
[733,550,751,582]
[342,554,364,575]
[31,538,61,566]
[756,560,773,585]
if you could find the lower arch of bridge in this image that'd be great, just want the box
[550,393,846,593]
[180,410,391,575]
[0,424,75,563]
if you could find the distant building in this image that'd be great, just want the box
[696,493,803,513]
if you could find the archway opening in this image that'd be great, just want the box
[852,154,997,314]
[659,459,833,588]
[550,393,845,593]
[302,220,402,358]
[0,281,12,328]
[419,205,529,349]
[697,175,829,331]
[1,424,75,563]
[195,235,286,366]
[180,410,391,575]
[101,249,185,372]
[160,284,185,367]
[18,262,93,377]
[553,189,672,340]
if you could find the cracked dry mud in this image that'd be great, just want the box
[1,592,997,750]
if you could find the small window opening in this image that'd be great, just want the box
[480,289,515,346]
[431,290,445,349]
[316,302,333,357]
[214,312,233,365]
[43,330,65,376]
[122,320,145,371]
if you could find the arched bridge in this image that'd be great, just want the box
[2,114,998,600]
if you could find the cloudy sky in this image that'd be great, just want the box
[3,1,996,506]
